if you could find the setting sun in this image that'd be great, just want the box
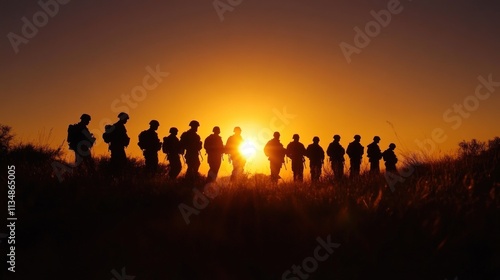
[239,139,257,160]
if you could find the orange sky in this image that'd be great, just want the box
[1,1,499,177]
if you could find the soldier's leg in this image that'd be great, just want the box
[297,161,304,182]
[149,152,158,173]
[270,161,275,180]
[291,161,298,181]
[185,153,200,178]
[185,160,193,177]
[193,159,200,174]
[315,165,321,181]
[213,156,221,178]
[369,161,379,175]
[354,163,361,176]
[81,152,95,174]
[170,156,182,179]
[270,161,279,181]
[350,160,360,177]
[111,148,126,175]
[236,157,245,177]
[144,151,155,173]
[144,151,152,172]
[386,164,398,174]
[231,163,237,181]
[314,164,321,181]
[207,157,215,180]
[310,164,317,182]
[186,159,199,178]
[335,162,344,180]
[331,161,337,178]
[207,156,221,182]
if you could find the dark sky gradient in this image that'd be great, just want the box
[1,0,499,174]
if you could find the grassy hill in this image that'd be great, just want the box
[1,136,499,279]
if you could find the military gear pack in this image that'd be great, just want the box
[102,125,115,144]
[138,129,161,151]
[67,124,80,150]
[204,134,224,156]
[163,135,181,156]
[264,139,286,163]
[68,123,95,151]
[367,142,382,161]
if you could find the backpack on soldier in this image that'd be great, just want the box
[102,124,114,144]
[67,124,80,150]
[138,130,148,150]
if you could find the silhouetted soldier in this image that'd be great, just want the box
[286,134,306,182]
[163,127,182,179]
[225,127,246,181]
[367,136,382,175]
[346,134,364,178]
[327,135,345,180]
[204,126,224,182]
[138,120,162,174]
[180,120,202,179]
[306,136,325,183]
[382,143,398,173]
[109,112,131,174]
[67,113,96,170]
[265,132,286,182]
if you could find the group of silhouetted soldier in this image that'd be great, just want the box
[67,113,399,182]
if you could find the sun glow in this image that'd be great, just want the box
[239,140,257,160]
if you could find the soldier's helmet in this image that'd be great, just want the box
[354,135,361,140]
[118,112,129,120]
[169,127,178,133]
[80,114,91,121]
[373,136,381,141]
[189,120,200,127]
[273,132,280,138]
[333,135,340,140]
[313,136,320,143]
[292,134,299,140]
[233,126,241,133]
[389,143,396,149]
[149,120,160,126]
[213,126,220,133]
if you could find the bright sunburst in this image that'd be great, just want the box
[239,139,257,160]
